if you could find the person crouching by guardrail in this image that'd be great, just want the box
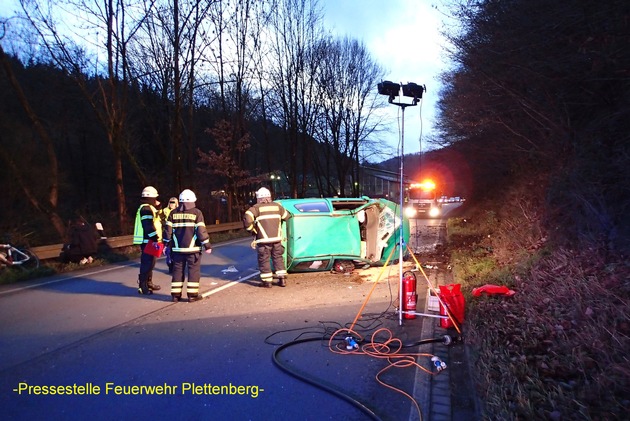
[60,215,99,265]
[163,189,212,303]
[133,186,163,295]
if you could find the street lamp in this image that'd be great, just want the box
[270,174,278,196]
[377,80,426,326]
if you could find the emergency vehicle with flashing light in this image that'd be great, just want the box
[404,180,442,219]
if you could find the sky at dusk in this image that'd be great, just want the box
[1,0,454,158]
[322,0,453,157]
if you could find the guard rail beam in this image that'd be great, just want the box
[30,221,244,261]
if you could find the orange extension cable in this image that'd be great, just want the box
[329,246,455,421]
[328,326,443,421]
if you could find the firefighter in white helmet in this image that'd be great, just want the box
[132,186,163,294]
[163,189,212,302]
[243,187,290,288]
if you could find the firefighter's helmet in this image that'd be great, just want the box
[179,189,197,203]
[141,186,159,198]
[256,187,271,199]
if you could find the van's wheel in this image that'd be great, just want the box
[332,260,355,273]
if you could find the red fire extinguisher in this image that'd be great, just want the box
[402,271,417,319]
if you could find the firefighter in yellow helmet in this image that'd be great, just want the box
[243,187,290,288]
[163,189,212,302]
[133,186,163,294]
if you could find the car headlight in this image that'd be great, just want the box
[404,207,417,218]
[429,207,440,218]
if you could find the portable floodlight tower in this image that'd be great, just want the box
[377,80,426,325]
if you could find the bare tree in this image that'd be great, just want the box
[0,42,66,238]
[248,0,274,174]
[130,0,217,192]
[15,0,152,231]
[206,0,263,187]
[314,36,386,196]
[267,0,324,198]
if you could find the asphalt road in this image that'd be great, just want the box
[0,216,454,421]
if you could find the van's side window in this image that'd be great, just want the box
[294,201,330,213]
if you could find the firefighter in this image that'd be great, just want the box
[133,186,163,295]
[160,197,179,273]
[163,189,212,303]
[243,187,290,288]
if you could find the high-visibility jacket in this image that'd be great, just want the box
[162,207,173,221]
[243,201,289,245]
[133,203,162,245]
[163,205,211,253]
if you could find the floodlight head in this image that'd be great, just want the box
[402,82,425,100]
[377,81,400,99]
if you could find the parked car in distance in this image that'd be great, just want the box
[276,197,410,272]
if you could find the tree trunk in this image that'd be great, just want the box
[0,44,65,239]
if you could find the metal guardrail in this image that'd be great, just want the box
[31,221,244,261]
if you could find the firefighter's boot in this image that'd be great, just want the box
[278,277,287,287]
[137,275,152,295]
[147,275,161,291]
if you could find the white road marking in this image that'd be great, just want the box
[201,272,260,298]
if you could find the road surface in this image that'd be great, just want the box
[0,214,455,420]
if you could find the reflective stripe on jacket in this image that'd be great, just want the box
[133,204,162,245]
[164,207,210,253]
[243,202,289,244]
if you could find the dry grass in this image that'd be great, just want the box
[448,205,630,420]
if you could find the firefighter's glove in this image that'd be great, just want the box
[251,240,257,249]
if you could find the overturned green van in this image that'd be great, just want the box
[276,197,410,272]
